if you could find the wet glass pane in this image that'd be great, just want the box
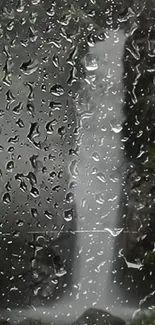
[0,1,155,325]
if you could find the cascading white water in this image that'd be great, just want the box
[71,27,127,312]
[2,28,133,324]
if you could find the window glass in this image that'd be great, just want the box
[0,1,155,325]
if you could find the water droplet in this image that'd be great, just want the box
[30,187,40,198]
[31,0,40,4]
[16,118,25,128]
[44,210,53,220]
[12,102,23,114]
[67,67,78,85]
[96,172,106,183]
[47,6,55,17]
[29,155,39,169]
[20,59,39,75]
[49,171,57,178]
[87,33,95,47]
[7,21,14,31]
[52,185,60,192]
[104,228,123,237]
[64,208,74,222]
[6,160,14,172]
[29,12,38,24]
[5,181,11,191]
[109,172,119,183]
[0,109,4,117]
[27,171,37,186]
[55,268,67,277]
[49,101,62,111]
[50,84,65,97]
[15,173,24,181]
[16,219,24,227]
[27,103,35,116]
[69,159,79,178]
[8,135,19,143]
[6,90,15,103]
[52,54,59,68]
[110,119,122,134]
[45,121,54,134]
[27,122,39,143]
[58,170,63,179]
[3,57,13,86]
[29,26,38,42]
[69,181,77,189]
[26,81,35,100]
[16,0,25,12]
[92,151,100,162]
[20,180,27,192]
[65,192,74,203]
[95,192,105,204]
[2,192,11,204]
[58,12,71,26]
[31,208,38,218]
[84,53,98,71]
[58,126,66,137]
[95,261,106,273]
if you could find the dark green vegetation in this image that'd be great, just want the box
[131,311,155,325]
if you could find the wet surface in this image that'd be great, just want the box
[0,0,155,324]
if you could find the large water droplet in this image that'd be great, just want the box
[20,59,39,75]
[84,53,98,71]
[31,208,38,218]
[27,103,35,116]
[46,6,55,17]
[6,160,14,172]
[29,155,39,169]
[96,172,106,183]
[20,180,27,192]
[16,118,25,128]
[92,151,100,162]
[13,102,23,114]
[44,210,53,220]
[55,268,67,277]
[64,208,74,222]
[2,192,11,204]
[65,192,74,203]
[58,126,66,137]
[27,172,37,186]
[50,84,65,97]
[104,228,123,237]
[52,55,59,68]
[95,192,105,204]
[69,159,79,178]
[45,121,54,134]
[30,187,40,198]
[110,119,123,134]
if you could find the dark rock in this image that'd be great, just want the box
[72,308,125,325]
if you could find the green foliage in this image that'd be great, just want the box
[143,250,155,265]
[145,146,155,171]
[131,311,155,325]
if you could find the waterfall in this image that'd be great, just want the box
[71,27,127,312]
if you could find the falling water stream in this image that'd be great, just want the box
[1,28,136,324]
